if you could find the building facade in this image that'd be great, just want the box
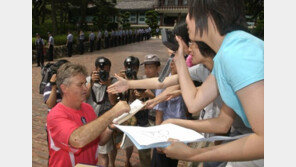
[115,0,188,26]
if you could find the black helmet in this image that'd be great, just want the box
[95,57,111,69]
[124,56,139,68]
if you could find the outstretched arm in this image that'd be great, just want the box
[145,85,180,109]
[107,73,179,94]
[162,103,235,134]
[162,81,264,161]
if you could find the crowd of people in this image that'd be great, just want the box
[35,27,152,68]
[41,0,264,167]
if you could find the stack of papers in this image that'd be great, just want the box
[115,123,250,150]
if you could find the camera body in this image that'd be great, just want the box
[161,28,179,52]
[161,23,190,52]
[48,64,58,80]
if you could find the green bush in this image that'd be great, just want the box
[54,35,67,46]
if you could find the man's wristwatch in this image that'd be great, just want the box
[50,81,56,86]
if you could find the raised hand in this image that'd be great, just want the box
[107,73,129,94]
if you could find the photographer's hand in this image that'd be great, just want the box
[50,74,57,83]
[46,74,57,109]
[91,71,100,85]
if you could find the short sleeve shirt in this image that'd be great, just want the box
[47,102,99,167]
[212,30,264,128]
[67,34,73,42]
[89,33,95,40]
[48,36,54,45]
[86,76,116,117]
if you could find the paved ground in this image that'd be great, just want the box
[32,37,187,167]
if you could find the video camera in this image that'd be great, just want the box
[161,22,190,52]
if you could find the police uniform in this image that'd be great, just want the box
[79,31,85,54]
[66,33,73,57]
[35,35,44,67]
[47,34,54,61]
[104,30,109,48]
[89,32,95,52]
[97,31,102,50]
[110,30,115,47]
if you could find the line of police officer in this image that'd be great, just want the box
[35,28,152,63]
[72,28,152,56]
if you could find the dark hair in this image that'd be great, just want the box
[124,56,140,68]
[173,22,190,47]
[95,57,111,68]
[195,41,216,58]
[55,59,69,68]
[188,0,248,37]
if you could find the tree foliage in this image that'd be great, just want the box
[244,0,264,39]
[92,0,118,31]
[120,12,131,30]
[145,10,159,36]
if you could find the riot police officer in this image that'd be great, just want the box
[47,32,54,61]
[89,30,95,52]
[97,30,102,50]
[79,30,85,54]
[66,31,73,57]
[35,33,44,67]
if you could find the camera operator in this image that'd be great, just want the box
[85,57,117,167]
[43,59,69,111]
[115,56,141,167]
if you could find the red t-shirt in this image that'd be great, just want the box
[47,102,99,167]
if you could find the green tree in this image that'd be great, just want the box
[145,10,159,36]
[244,0,264,39]
[120,11,131,29]
[92,0,118,30]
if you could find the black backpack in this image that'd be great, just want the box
[39,62,55,94]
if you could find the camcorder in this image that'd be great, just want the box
[158,23,190,82]
[161,22,190,52]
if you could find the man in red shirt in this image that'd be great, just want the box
[47,63,130,167]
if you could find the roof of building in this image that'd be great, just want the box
[115,0,155,10]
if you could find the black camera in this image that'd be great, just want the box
[161,22,190,52]
[48,64,58,81]
[124,56,139,80]
[98,70,109,82]
[95,57,111,82]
